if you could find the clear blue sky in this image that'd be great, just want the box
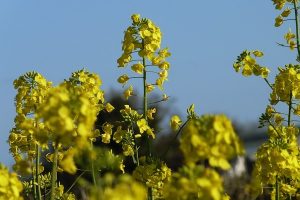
[0,1,297,166]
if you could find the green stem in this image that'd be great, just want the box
[148,188,153,200]
[293,0,300,59]
[288,92,292,126]
[276,175,280,200]
[50,144,59,200]
[32,158,37,199]
[162,119,190,159]
[142,38,152,200]
[90,140,97,186]
[263,78,273,90]
[65,171,86,194]
[36,144,42,200]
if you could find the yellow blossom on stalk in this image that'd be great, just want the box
[105,103,115,113]
[117,14,171,96]
[131,63,144,74]
[0,164,23,200]
[122,144,134,156]
[270,64,300,104]
[37,84,98,147]
[281,7,291,17]
[101,123,113,144]
[253,50,264,57]
[59,148,77,174]
[67,69,105,111]
[272,0,286,10]
[113,126,127,143]
[251,125,300,199]
[285,29,296,50]
[162,94,169,101]
[147,108,156,120]
[9,72,52,173]
[170,115,182,131]
[146,84,155,93]
[158,61,170,70]
[275,15,284,27]
[137,118,154,138]
[233,50,270,78]
[117,74,129,84]
[163,165,229,200]
[89,174,147,200]
[117,53,132,67]
[133,161,171,199]
[131,14,140,24]
[124,85,133,100]
[180,115,244,169]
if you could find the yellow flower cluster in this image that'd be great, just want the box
[104,105,156,156]
[180,115,244,170]
[9,72,52,174]
[67,69,105,113]
[0,164,23,200]
[163,165,229,200]
[133,160,171,199]
[35,71,104,174]
[117,14,171,99]
[252,125,300,198]
[272,0,293,26]
[89,174,147,200]
[284,29,296,50]
[270,64,300,104]
[233,50,270,78]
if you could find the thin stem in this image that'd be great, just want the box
[32,158,37,199]
[142,39,153,200]
[90,140,97,186]
[288,92,293,126]
[129,76,143,79]
[283,18,296,22]
[36,144,42,200]
[267,118,282,137]
[276,175,280,200]
[293,0,300,59]
[148,188,153,200]
[162,119,190,159]
[264,78,273,90]
[65,171,86,194]
[142,39,151,157]
[50,144,59,200]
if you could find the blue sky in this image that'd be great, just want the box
[0,1,297,166]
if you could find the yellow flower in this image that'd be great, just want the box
[147,108,156,120]
[146,84,155,93]
[131,63,144,74]
[117,74,129,84]
[170,115,182,131]
[101,123,113,144]
[137,118,150,133]
[241,64,252,76]
[281,8,291,17]
[0,164,23,200]
[105,103,115,113]
[253,50,264,57]
[131,14,140,24]
[275,15,283,27]
[124,85,133,100]
[59,148,77,174]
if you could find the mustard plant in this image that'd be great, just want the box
[233,1,300,199]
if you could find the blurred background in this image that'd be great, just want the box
[0,0,296,168]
